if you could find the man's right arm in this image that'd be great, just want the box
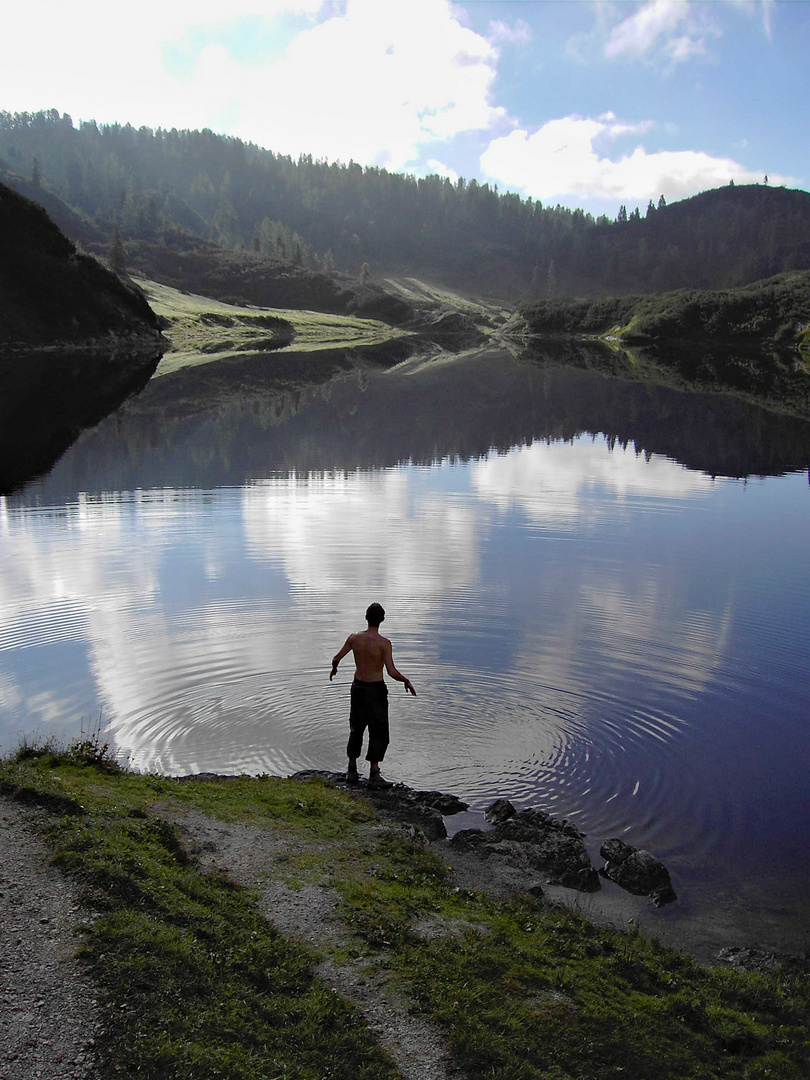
[330,635,354,681]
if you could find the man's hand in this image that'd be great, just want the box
[329,663,338,681]
[403,678,416,697]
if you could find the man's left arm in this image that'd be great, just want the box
[383,640,416,696]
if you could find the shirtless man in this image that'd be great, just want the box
[329,602,416,787]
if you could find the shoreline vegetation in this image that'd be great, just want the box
[518,271,810,359]
[1,739,807,1080]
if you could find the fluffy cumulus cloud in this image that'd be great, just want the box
[1,0,793,208]
[220,0,507,167]
[2,0,506,171]
[480,112,791,206]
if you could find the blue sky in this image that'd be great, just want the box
[3,0,807,216]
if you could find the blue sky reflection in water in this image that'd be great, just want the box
[1,385,810,957]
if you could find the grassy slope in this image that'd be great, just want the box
[138,278,412,377]
[1,745,807,1080]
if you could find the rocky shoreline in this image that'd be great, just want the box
[278,771,806,972]
[292,771,677,903]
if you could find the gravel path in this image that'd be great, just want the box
[167,807,462,1080]
[0,798,100,1080]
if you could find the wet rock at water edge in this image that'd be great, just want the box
[450,807,597,890]
[598,838,677,907]
[290,770,468,841]
[362,785,461,841]
[546,867,602,893]
[484,798,516,824]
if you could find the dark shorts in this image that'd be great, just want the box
[347,679,389,762]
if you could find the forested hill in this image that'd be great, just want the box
[520,271,810,354]
[0,179,161,347]
[2,109,809,300]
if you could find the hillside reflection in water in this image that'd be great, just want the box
[1,345,809,959]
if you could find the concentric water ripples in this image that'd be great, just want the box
[386,663,729,857]
[2,445,809,957]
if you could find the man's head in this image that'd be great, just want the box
[365,602,385,627]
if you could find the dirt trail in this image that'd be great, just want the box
[0,798,100,1080]
[166,807,462,1080]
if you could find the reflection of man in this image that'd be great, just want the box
[330,602,416,787]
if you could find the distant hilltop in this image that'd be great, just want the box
[0,179,161,350]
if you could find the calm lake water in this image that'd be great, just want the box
[1,345,809,959]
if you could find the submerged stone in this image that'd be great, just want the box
[598,838,677,907]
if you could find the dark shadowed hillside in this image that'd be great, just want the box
[0,180,166,492]
[0,179,161,347]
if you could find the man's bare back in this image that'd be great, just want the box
[329,603,415,787]
[330,626,415,690]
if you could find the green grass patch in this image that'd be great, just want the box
[0,750,394,1080]
[137,278,410,374]
[1,747,808,1080]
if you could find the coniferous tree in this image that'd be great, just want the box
[108,223,126,275]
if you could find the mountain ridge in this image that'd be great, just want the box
[2,109,808,300]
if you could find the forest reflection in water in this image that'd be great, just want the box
[11,338,810,497]
[2,340,810,958]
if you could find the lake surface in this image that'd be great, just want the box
[1,344,809,960]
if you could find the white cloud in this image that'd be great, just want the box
[729,0,776,41]
[425,159,459,182]
[1,0,506,171]
[601,0,776,65]
[220,0,507,167]
[242,469,479,599]
[602,0,722,64]
[472,439,711,526]
[604,0,691,59]
[667,33,707,61]
[488,18,531,46]
[479,112,793,205]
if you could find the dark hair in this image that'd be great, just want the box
[365,602,385,627]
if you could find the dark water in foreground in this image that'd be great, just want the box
[1,344,809,960]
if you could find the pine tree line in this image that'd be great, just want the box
[1,110,809,297]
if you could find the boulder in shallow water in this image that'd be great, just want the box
[451,808,596,888]
[599,838,677,907]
